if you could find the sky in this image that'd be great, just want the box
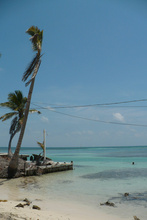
[1,0,147,148]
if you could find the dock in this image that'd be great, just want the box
[25,161,73,176]
[0,153,73,177]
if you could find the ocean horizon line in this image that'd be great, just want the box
[1,145,147,150]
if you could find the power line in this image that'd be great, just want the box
[50,109,147,127]
[1,98,147,110]
[32,98,147,109]
[31,105,147,109]
[1,99,147,127]
[32,103,147,127]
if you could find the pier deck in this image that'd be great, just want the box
[25,161,73,176]
[0,153,73,177]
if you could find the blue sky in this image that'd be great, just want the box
[1,0,147,148]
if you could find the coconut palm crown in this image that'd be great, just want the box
[0,90,41,157]
[0,91,27,122]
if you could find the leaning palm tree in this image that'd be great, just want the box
[8,26,43,177]
[0,90,40,157]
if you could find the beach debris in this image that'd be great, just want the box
[15,200,41,210]
[133,216,140,220]
[32,205,41,210]
[0,200,7,202]
[124,192,129,197]
[100,201,115,207]
[35,199,42,201]
[15,203,25,208]
[23,198,31,205]
[15,198,31,208]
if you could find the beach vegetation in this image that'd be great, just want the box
[0,90,40,157]
[37,141,45,153]
[8,26,43,177]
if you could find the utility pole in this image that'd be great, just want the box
[43,129,46,161]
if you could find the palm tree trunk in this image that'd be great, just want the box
[8,78,35,177]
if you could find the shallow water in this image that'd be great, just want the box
[0,146,147,219]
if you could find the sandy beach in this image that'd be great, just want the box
[0,177,127,220]
[0,198,128,220]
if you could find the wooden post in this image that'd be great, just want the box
[43,129,46,162]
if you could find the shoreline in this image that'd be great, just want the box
[0,177,135,220]
[0,176,127,220]
[0,198,127,220]
[0,175,144,220]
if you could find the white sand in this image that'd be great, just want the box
[0,199,130,220]
[0,177,138,220]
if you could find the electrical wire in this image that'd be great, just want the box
[31,103,147,127]
[32,98,147,109]
[1,98,147,127]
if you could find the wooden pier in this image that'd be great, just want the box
[25,161,73,176]
[0,153,73,177]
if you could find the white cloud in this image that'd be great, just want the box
[66,130,94,136]
[113,112,125,122]
[41,116,49,122]
[46,106,54,111]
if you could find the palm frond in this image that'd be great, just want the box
[0,102,13,109]
[25,59,41,86]
[14,91,23,102]
[39,30,43,44]
[10,117,21,135]
[9,116,18,134]
[22,55,38,82]
[37,141,45,151]
[30,34,39,51]
[29,109,41,114]
[15,121,21,132]
[0,112,17,122]
[26,26,40,36]
[26,26,43,52]
[3,91,26,113]
[31,30,43,51]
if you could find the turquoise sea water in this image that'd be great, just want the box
[1,146,147,219]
